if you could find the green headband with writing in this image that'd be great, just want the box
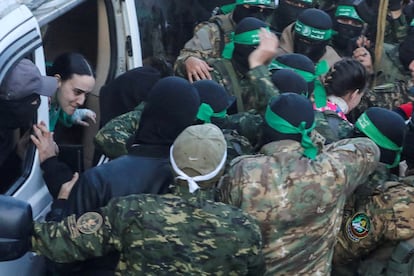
[197,103,227,123]
[355,112,402,168]
[335,5,365,23]
[265,104,318,159]
[222,27,268,59]
[220,0,275,14]
[295,20,334,41]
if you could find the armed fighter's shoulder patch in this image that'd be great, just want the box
[346,212,371,242]
[76,212,103,234]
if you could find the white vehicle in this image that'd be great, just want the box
[0,0,225,274]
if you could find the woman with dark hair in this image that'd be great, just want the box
[314,58,368,143]
[48,52,96,132]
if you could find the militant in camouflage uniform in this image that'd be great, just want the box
[218,93,380,275]
[333,166,414,276]
[348,42,414,122]
[331,107,414,276]
[31,124,266,275]
[174,0,276,78]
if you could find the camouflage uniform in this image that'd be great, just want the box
[333,165,414,276]
[218,137,380,275]
[94,103,145,159]
[209,63,279,114]
[314,110,354,144]
[174,13,236,77]
[384,14,409,45]
[348,43,414,122]
[32,190,265,275]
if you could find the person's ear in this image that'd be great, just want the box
[54,74,62,88]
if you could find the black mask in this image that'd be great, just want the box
[275,1,310,32]
[232,5,274,24]
[0,94,40,129]
[333,21,362,53]
[294,35,328,62]
[232,44,256,75]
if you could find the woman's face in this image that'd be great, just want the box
[56,73,95,115]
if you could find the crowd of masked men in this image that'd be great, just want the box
[3,0,414,275]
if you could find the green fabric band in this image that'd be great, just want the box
[295,20,334,41]
[356,112,402,168]
[265,104,318,159]
[222,27,269,59]
[335,5,365,23]
[268,60,315,82]
[197,103,227,123]
[313,60,329,108]
[220,0,274,14]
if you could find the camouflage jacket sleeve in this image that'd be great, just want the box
[32,209,117,263]
[322,137,380,197]
[384,14,408,45]
[94,105,143,159]
[333,181,414,264]
[174,21,223,77]
[246,65,280,115]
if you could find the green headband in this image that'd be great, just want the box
[197,103,227,123]
[410,19,414,27]
[220,0,274,14]
[268,60,316,82]
[335,5,365,23]
[295,20,333,41]
[312,60,330,108]
[356,112,403,168]
[265,104,318,159]
[222,27,269,59]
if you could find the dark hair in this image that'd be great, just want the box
[49,52,95,81]
[324,58,367,97]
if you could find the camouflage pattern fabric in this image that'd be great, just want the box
[222,128,254,169]
[333,166,414,275]
[32,193,265,275]
[94,103,145,159]
[209,62,279,114]
[384,14,409,45]
[218,137,380,275]
[215,110,263,147]
[174,13,235,77]
[314,110,354,144]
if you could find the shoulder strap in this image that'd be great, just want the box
[221,60,244,113]
[210,14,234,53]
[386,238,414,275]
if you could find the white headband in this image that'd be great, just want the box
[169,145,227,193]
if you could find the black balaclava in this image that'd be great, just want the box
[332,0,369,55]
[293,8,333,62]
[260,93,314,147]
[232,4,274,24]
[193,80,235,123]
[275,53,316,94]
[99,66,161,127]
[0,94,40,129]
[355,107,406,167]
[271,69,308,96]
[399,31,414,71]
[232,17,268,75]
[274,0,314,32]
[133,77,200,146]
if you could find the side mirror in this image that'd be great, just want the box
[0,195,32,261]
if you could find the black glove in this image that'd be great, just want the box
[0,195,33,261]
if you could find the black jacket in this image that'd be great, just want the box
[42,144,173,219]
